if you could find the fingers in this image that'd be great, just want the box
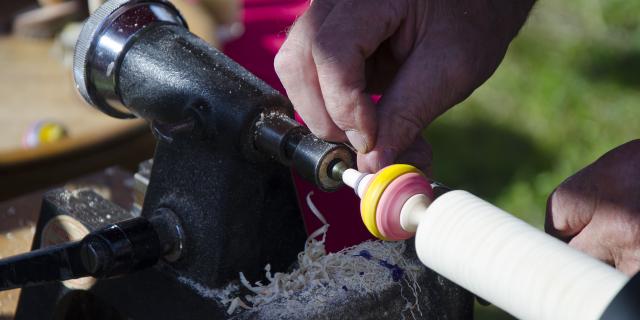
[544,167,599,240]
[545,140,640,240]
[543,140,640,275]
[358,41,477,172]
[311,0,408,153]
[567,215,640,276]
[356,134,432,174]
[274,0,345,142]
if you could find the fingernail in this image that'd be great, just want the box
[346,130,369,153]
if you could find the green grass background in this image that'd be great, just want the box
[422,1,640,318]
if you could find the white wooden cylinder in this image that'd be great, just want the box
[413,190,629,320]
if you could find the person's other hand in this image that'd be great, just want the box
[546,140,640,275]
[275,0,535,172]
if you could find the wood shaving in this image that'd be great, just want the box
[176,192,424,319]
[216,192,423,318]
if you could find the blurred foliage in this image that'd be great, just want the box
[425,0,640,228]
[423,1,640,317]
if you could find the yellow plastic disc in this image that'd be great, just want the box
[361,164,421,240]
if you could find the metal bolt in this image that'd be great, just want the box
[329,160,349,181]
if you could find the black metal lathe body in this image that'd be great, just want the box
[2,0,474,319]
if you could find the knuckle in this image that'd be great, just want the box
[273,50,296,77]
[274,36,309,75]
[546,183,592,236]
[311,33,341,67]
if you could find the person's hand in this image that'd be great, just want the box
[275,0,535,172]
[546,140,640,275]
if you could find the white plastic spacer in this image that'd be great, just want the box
[342,168,373,199]
[399,194,430,233]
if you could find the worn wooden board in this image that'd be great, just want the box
[0,36,145,157]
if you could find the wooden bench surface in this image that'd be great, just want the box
[0,36,146,165]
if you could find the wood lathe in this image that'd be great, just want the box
[0,1,472,319]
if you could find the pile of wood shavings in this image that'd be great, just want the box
[219,192,423,319]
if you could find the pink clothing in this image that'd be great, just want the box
[223,0,373,252]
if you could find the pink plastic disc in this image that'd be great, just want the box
[376,173,432,240]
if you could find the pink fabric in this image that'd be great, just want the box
[223,0,373,252]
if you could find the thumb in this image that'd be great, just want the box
[357,134,432,174]
[545,140,640,240]
[544,166,599,241]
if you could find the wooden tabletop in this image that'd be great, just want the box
[0,36,146,162]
